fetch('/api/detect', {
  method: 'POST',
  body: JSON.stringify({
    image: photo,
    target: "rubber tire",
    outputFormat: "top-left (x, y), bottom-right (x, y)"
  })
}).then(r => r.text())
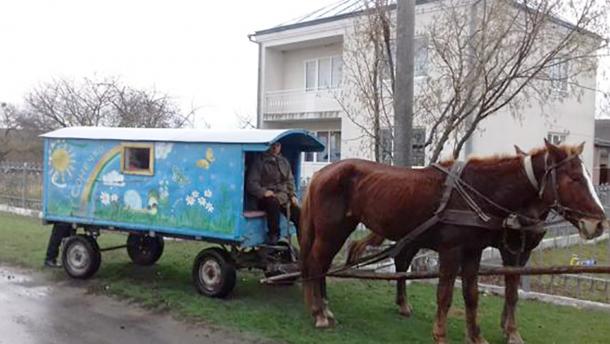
top-left (192, 247), bottom-right (236, 298)
top-left (127, 234), bottom-right (164, 266)
top-left (62, 235), bottom-right (101, 279)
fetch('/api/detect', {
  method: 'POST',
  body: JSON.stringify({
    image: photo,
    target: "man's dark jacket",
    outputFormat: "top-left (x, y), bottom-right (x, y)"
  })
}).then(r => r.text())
top-left (246, 152), bottom-right (296, 205)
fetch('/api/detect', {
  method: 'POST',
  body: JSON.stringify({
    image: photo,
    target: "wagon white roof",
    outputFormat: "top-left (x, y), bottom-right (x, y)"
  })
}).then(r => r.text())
top-left (41, 127), bottom-right (319, 146)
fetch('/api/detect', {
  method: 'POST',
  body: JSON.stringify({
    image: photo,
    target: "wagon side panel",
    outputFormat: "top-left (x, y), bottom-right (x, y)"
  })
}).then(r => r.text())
top-left (43, 139), bottom-right (243, 241)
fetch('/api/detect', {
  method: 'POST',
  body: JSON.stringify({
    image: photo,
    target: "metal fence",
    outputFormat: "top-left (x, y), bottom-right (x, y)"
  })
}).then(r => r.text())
top-left (0, 162), bottom-right (43, 210)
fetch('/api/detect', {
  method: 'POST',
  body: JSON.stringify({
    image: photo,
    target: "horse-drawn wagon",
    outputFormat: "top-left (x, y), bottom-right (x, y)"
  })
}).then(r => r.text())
top-left (41, 127), bottom-right (324, 297)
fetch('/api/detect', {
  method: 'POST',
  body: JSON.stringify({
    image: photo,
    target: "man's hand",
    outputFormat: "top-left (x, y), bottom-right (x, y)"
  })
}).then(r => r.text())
top-left (264, 190), bottom-right (275, 198)
top-left (291, 196), bottom-right (299, 206)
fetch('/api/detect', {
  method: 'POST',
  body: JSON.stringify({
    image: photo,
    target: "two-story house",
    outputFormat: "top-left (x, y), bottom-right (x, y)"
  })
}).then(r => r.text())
top-left (250, 0), bottom-right (600, 183)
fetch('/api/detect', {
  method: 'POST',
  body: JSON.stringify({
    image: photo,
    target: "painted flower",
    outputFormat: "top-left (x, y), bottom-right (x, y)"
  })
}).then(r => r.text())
top-left (185, 195), bottom-right (195, 206)
top-left (191, 190), bottom-right (200, 198)
top-left (110, 194), bottom-right (119, 203)
top-left (160, 189), bottom-right (169, 200)
top-left (198, 197), bottom-right (207, 207)
top-left (204, 189), bottom-right (213, 198)
top-left (205, 203), bottom-right (214, 213)
top-left (100, 192), bottom-right (110, 206)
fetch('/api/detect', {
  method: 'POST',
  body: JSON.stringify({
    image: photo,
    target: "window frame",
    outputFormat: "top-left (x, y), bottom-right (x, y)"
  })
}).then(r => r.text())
top-left (378, 127), bottom-right (426, 166)
top-left (547, 132), bottom-right (567, 145)
top-left (120, 143), bottom-right (155, 176)
top-left (549, 57), bottom-right (569, 94)
top-left (303, 130), bottom-right (341, 163)
top-left (384, 36), bottom-right (429, 80)
top-left (304, 55), bottom-right (343, 91)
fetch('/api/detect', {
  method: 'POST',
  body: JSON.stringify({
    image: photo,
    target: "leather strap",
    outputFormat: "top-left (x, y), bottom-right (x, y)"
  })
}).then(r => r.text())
top-left (523, 155), bottom-right (539, 191)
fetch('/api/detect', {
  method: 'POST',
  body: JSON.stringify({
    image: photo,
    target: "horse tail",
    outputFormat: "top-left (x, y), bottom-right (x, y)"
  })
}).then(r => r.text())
top-left (299, 177), bottom-right (315, 272)
top-left (299, 173), bottom-right (317, 310)
top-left (345, 231), bottom-right (385, 266)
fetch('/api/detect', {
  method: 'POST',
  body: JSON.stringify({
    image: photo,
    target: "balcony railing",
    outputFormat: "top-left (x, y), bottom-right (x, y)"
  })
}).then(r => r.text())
top-left (263, 88), bottom-right (342, 121)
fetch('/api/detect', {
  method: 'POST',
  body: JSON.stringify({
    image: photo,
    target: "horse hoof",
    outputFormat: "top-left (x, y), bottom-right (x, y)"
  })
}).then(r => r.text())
top-left (314, 315), bottom-right (332, 329)
top-left (323, 307), bottom-right (335, 320)
top-left (506, 332), bottom-right (524, 344)
top-left (399, 303), bottom-right (413, 317)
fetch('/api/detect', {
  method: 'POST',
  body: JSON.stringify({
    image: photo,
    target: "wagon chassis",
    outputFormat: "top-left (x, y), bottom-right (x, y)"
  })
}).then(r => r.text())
top-left (57, 223), bottom-right (300, 295)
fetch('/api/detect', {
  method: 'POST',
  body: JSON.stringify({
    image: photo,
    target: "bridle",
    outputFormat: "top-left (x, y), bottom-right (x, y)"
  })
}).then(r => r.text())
top-left (523, 152), bottom-right (604, 221)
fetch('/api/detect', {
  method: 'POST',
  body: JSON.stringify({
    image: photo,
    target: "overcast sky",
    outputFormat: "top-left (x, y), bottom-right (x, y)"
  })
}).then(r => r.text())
top-left (0, 0), bottom-right (336, 128)
top-left (2, 0), bottom-right (608, 127)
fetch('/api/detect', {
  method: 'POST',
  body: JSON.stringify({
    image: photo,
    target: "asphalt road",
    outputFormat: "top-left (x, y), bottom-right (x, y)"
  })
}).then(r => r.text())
top-left (0, 265), bottom-right (268, 344)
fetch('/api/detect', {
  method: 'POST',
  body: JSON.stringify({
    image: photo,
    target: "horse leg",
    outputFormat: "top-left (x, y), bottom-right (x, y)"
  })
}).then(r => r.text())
top-left (433, 247), bottom-right (461, 344)
top-left (462, 249), bottom-right (488, 344)
top-left (500, 249), bottom-right (532, 344)
top-left (321, 278), bottom-right (335, 323)
top-left (395, 246), bottom-right (418, 317)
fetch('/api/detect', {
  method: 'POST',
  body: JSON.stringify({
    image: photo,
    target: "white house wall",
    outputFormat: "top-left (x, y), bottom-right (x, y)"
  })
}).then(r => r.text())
top-left (255, 0), bottom-right (599, 178)
top-left (264, 48), bottom-right (285, 91)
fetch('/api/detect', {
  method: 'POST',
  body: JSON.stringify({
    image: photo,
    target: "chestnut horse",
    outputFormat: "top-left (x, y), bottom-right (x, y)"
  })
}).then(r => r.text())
top-left (344, 146), bottom-right (545, 344)
top-left (299, 141), bottom-right (607, 344)
top-left (346, 224), bottom-right (545, 344)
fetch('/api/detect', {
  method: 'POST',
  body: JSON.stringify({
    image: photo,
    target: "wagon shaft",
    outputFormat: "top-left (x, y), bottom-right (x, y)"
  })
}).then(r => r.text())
top-left (261, 265), bottom-right (610, 284)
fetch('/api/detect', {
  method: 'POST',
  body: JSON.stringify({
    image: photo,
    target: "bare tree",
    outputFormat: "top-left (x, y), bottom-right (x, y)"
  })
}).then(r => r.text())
top-left (341, 0), bottom-right (609, 163)
top-left (0, 102), bottom-right (43, 162)
top-left (235, 112), bottom-right (257, 129)
top-left (421, 0), bottom-right (609, 161)
top-left (20, 76), bottom-right (195, 130)
top-left (110, 85), bottom-right (194, 128)
top-left (0, 102), bottom-right (18, 161)
top-left (339, 0), bottom-right (396, 163)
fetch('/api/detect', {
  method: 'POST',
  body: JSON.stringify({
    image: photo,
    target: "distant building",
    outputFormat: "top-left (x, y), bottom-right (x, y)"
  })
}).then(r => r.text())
top-left (250, 0), bottom-right (599, 182)
top-left (594, 119), bottom-right (610, 184)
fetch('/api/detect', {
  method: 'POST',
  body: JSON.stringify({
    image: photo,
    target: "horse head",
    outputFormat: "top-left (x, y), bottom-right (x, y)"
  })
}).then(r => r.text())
top-left (537, 140), bottom-right (608, 239)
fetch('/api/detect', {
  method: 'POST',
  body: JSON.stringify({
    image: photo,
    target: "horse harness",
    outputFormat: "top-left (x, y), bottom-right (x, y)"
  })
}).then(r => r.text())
top-left (338, 152), bottom-right (589, 272)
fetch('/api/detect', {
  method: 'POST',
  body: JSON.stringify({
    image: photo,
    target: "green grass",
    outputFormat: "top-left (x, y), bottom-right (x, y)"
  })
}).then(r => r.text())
top-left (530, 241), bottom-right (609, 269)
top-left (2, 211), bottom-right (610, 343)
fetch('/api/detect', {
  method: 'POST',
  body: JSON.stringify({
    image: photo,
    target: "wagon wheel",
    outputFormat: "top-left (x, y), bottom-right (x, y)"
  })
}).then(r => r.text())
top-left (62, 235), bottom-right (102, 279)
top-left (126, 233), bottom-right (164, 266)
top-left (192, 247), bottom-right (236, 298)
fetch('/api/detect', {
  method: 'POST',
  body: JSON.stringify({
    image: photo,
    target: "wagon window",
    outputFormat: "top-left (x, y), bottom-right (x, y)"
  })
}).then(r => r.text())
top-left (121, 144), bottom-right (154, 175)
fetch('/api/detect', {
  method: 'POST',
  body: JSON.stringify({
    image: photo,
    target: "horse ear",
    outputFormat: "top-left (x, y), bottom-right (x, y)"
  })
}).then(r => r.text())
top-left (575, 142), bottom-right (585, 155)
top-left (545, 138), bottom-right (566, 161)
top-left (514, 145), bottom-right (527, 156)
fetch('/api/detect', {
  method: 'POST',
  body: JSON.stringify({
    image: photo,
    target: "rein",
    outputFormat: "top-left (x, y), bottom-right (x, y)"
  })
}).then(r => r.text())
top-left (305, 151), bottom-right (600, 280)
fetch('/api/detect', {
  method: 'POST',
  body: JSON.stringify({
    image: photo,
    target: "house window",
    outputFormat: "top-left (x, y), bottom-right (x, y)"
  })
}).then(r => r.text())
top-left (305, 56), bottom-right (343, 91)
top-left (385, 37), bottom-right (429, 78)
top-left (304, 130), bottom-right (341, 163)
top-left (378, 127), bottom-right (426, 166)
top-left (549, 57), bottom-right (568, 93)
top-left (412, 128), bottom-right (426, 166)
top-left (547, 132), bottom-right (566, 145)
top-left (414, 38), bottom-right (429, 77)
top-left (121, 144), bottom-right (154, 175)
top-left (305, 61), bottom-right (317, 91)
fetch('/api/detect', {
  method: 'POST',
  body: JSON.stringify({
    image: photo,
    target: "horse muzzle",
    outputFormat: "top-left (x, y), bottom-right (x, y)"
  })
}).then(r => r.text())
top-left (577, 218), bottom-right (608, 240)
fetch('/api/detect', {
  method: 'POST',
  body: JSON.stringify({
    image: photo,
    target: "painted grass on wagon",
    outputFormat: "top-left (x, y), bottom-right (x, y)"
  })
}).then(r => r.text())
top-left (1, 211), bottom-right (610, 344)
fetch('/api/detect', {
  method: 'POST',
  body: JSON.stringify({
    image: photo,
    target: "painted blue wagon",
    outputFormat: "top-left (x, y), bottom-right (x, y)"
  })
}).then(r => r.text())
top-left (41, 127), bottom-right (324, 297)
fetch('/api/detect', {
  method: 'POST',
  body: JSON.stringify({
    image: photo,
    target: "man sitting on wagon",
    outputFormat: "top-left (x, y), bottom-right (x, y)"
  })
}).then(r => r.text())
top-left (246, 142), bottom-right (300, 245)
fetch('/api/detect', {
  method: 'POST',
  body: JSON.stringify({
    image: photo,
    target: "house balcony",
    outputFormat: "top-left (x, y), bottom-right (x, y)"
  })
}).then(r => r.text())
top-left (262, 88), bottom-right (342, 122)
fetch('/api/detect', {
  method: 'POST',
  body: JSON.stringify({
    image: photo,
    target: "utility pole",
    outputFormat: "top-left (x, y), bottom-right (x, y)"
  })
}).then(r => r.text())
top-left (393, 0), bottom-right (416, 167)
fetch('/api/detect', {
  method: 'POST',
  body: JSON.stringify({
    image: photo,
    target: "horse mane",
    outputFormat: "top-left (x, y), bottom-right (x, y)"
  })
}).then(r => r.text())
top-left (456, 143), bottom-right (581, 166)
